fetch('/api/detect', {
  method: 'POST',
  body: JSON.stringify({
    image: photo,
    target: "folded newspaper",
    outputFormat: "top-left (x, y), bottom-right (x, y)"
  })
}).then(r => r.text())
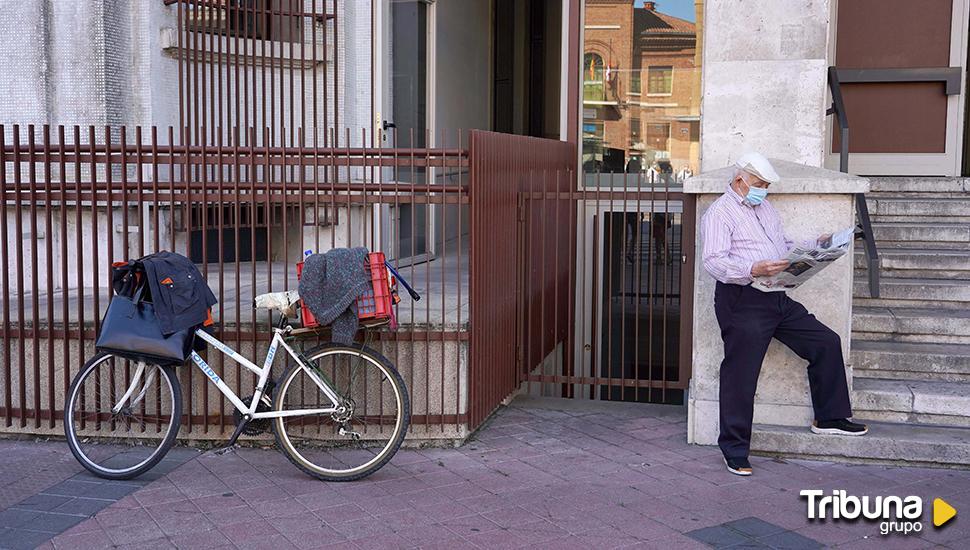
top-left (752, 226), bottom-right (855, 292)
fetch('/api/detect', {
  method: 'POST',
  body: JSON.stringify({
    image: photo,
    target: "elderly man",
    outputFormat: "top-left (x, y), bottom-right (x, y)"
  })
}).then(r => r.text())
top-left (701, 152), bottom-right (867, 477)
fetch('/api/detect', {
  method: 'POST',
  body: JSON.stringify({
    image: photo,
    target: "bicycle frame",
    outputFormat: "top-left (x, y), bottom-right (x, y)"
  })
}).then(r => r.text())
top-left (113, 327), bottom-right (344, 421)
top-left (189, 327), bottom-right (344, 420)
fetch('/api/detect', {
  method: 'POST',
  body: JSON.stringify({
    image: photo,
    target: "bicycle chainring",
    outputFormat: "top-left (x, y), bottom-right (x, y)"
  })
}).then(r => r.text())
top-left (233, 391), bottom-right (274, 435)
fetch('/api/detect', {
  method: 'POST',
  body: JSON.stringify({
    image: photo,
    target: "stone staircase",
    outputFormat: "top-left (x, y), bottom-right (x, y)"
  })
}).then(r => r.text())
top-left (753, 177), bottom-right (970, 467)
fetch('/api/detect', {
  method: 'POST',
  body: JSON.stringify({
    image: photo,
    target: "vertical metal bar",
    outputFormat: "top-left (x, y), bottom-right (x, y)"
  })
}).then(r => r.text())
top-left (233, 127), bottom-right (243, 426)
top-left (216, 128), bottom-right (226, 432)
top-left (424, 129), bottom-right (431, 431)
top-left (249, 127), bottom-right (258, 386)
top-left (176, 0), bottom-right (186, 131)
top-left (42, 125), bottom-right (55, 427)
top-left (135, 127), bottom-right (146, 259)
top-left (58, 126), bottom-right (70, 429)
top-left (89, 127), bottom-right (101, 342)
top-left (180, 125), bottom-right (193, 432)
top-left (455, 129), bottom-right (463, 427)
top-left (12, 125), bottom-right (25, 427)
top-left (28, 125), bottom-right (41, 427)
top-left (73, 127), bottom-right (84, 406)
top-left (439, 130), bottom-right (446, 431)
top-left (0, 127), bottom-right (10, 427)
top-left (332, 0), bottom-right (338, 132)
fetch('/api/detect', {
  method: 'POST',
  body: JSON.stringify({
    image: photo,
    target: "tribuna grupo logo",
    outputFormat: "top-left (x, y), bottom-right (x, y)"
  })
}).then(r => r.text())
top-left (801, 490), bottom-right (957, 536)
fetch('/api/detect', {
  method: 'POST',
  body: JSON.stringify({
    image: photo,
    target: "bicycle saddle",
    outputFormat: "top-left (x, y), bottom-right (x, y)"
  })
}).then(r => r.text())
top-left (254, 290), bottom-right (301, 317)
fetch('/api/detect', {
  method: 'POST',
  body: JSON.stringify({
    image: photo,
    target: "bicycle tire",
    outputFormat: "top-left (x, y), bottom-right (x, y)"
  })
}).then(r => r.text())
top-left (64, 352), bottom-right (182, 480)
top-left (272, 342), bottom-right (410, 481)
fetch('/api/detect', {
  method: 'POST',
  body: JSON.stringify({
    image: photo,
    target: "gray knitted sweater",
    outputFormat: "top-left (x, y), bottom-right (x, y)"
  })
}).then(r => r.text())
top-left (298, 247), bottom-right (370, 344)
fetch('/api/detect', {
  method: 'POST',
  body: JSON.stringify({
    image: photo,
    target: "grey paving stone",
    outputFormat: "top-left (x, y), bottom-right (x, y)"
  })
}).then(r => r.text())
top-left (757, 530), bottom-right (823, 550)
top-left (724, 517), bottom-right (788, 539)
top-left (18, 512), bottom-right (86, 534)
top-left (40, 480), bottom-right (99, 498)
top-left (0, 509), bottom-right (40, 529)
top-left (11, 494), bottom-right (72, 512)
top-left (0, 528), bottom-right (54, 550)
top-left (83, 482), bottom-right (140, 500)
top-left (51, 497), bottom-right (114, 516)
top-left (687, 525), bottom-right (752, 548)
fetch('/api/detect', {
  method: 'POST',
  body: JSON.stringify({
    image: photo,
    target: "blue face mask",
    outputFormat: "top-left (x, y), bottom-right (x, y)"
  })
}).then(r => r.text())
top-left (745, 186), bottom-right (768, 206)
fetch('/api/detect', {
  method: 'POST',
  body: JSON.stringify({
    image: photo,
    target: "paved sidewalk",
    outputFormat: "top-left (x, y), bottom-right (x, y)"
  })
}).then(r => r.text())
top-left (1, 397), bottom-right (968, 549)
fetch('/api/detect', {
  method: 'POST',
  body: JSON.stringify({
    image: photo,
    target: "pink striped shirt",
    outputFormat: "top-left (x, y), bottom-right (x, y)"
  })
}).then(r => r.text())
top-left (701, 185), bottom-right (798, 285)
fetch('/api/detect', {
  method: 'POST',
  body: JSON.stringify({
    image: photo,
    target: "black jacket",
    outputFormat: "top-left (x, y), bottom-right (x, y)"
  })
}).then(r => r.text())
top-left (138, 251), bottom-right (217, 335)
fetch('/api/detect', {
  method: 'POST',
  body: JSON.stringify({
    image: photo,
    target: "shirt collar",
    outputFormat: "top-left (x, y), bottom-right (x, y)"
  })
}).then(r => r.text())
top-left (726, 183), bottom-right (753, 208)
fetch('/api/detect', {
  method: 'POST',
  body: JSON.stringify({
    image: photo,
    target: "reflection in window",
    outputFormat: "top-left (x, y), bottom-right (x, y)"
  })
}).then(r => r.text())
top-left (583, 52), bottom-right (606, 102)
top-left (647, 66), bottom-right (673, 95)
top-left (582, 1), bottom-right (702, 179)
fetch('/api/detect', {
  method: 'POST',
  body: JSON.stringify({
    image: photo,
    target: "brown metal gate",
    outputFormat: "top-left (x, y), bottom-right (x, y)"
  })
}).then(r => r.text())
top-left (465, 131), bottom-right (694, 424)
top-left (515, 172), bottom-right (695, 405)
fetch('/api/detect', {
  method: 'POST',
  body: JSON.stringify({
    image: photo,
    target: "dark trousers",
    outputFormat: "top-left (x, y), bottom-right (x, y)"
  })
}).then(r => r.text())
top-left (714, 281), bottom-right (852, 459)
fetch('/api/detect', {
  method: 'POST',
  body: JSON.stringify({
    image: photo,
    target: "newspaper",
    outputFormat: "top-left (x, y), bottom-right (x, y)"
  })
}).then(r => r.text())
top-left (752, 226), bottom-right (855, 292)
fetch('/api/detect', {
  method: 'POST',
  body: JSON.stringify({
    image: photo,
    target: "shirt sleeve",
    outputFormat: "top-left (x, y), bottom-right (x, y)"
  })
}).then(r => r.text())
top-left (702, 207), bottom-right (755, 285)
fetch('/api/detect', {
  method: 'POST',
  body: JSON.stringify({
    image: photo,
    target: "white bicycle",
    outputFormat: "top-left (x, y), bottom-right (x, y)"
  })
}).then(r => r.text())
top-left (64, 294), bottom-right (410, 482)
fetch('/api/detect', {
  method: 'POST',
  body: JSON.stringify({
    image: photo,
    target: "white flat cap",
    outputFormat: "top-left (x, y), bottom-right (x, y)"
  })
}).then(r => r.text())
top-left (735, 152), bottom-right (780, 184)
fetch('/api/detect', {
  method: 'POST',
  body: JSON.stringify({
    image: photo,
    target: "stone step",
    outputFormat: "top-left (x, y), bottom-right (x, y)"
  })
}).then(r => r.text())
top-left (851, 340), bottom-right (970, 382)
top-left (853, 277), bottom-right (970, 307)
top-left (866, 177), bottom-right (970, 193)
top-left (751, 420), bottom-right (970, 467)
top-left (851, 378), bottom-right (970, 428)
top-left (870, 222), bottom-right (970, 248)
top-left (854, 248), bottom-right (970, 275)
top-left (852, 306), bottom-right (970, 344)
top-left (866, 197), bottom-right (970, 223)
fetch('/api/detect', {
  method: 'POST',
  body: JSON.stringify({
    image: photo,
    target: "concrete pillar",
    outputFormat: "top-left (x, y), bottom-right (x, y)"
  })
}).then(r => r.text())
top-left (685, 161), bottom-right (868, 448)
top-left (700, 0), bottom-right (833, 169)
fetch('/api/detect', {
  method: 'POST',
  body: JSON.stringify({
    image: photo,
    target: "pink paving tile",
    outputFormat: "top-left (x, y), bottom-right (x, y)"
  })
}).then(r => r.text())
top-left (219, 516), bottom-right (280, 545)
top-left (168, 526), bottom-right (233, 549)
top-left (280, 523), bottom-right (348, 550)
top-left (439, 513), bottom-right (504, 537)
top-left (313, 503), bottom-right (374, 524)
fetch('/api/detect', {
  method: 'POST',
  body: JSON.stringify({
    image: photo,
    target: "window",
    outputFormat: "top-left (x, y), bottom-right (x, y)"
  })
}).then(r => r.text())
top-left (631, 118), bottom-right (642, 142)
top-left (646, 123), bottom-right (671, 153)
top-left (630, 71), bottom-right (641, 95)
top-left (583, 53), bottom-right (606, 101)
top-left (183, 0), bottom-right (307, 43)
top-left (647, 66), bottom-right (673, 95)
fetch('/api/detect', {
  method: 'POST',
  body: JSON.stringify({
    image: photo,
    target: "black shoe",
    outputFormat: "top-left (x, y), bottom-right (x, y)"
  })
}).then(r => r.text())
top-left (723, 456), bottom-right (753, 476)
top-left (811, 418), bottom-right (869, 436)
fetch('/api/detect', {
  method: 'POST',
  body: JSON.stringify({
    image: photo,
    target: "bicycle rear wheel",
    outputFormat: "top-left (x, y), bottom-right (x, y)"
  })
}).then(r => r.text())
top-left (64, 353), bottom-right (182, 480)
top-left (273, 343), bottom-right (410, 481)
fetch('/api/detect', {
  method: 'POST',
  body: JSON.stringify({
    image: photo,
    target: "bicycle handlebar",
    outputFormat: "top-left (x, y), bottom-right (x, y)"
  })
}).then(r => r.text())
top-left (384, 261), bottom-right (421, 302)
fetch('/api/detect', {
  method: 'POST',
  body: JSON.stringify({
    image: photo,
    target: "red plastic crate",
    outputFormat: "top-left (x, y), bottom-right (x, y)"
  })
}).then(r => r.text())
top-left (296, 252), bottom-right (394, 329)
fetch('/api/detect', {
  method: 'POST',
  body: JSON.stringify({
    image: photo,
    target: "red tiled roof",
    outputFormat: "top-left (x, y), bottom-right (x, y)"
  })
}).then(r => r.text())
top-left (636, 7), bottom-right (696, 38)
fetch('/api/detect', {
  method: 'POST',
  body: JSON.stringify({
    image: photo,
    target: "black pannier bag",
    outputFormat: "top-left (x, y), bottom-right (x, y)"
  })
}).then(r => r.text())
top-left (95, 261), bottom-right (195, 366)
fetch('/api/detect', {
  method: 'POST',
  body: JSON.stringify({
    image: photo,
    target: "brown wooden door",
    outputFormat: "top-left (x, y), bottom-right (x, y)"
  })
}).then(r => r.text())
top-left (828, 0), bottom-right (969, 175)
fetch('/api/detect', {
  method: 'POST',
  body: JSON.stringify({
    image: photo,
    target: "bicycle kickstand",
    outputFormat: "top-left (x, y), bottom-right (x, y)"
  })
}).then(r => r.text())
top-left (213, 417), bottom-right (251, 455)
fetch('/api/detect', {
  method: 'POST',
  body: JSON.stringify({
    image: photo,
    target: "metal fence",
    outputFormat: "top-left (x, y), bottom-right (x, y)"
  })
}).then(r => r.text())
top-left (0, 123), bottom-right (478, 438)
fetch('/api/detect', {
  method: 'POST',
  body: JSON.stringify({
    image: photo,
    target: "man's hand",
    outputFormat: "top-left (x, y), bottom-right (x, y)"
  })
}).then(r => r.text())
top-left (751, 260), bottom-right (790, 277)
top-left (817, 233), bottom-right (832, 247)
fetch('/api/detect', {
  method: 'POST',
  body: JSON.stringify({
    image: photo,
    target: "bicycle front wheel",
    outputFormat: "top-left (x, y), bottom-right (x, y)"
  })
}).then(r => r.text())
top-left (273, 343), bottom-right (410, 481)
top-left (64, 353), bottom-right (182, 480)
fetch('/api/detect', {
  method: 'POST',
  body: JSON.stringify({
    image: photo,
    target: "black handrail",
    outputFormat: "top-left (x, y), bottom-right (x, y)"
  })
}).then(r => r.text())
top-left (827, 66), bottom-right (880, 298)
